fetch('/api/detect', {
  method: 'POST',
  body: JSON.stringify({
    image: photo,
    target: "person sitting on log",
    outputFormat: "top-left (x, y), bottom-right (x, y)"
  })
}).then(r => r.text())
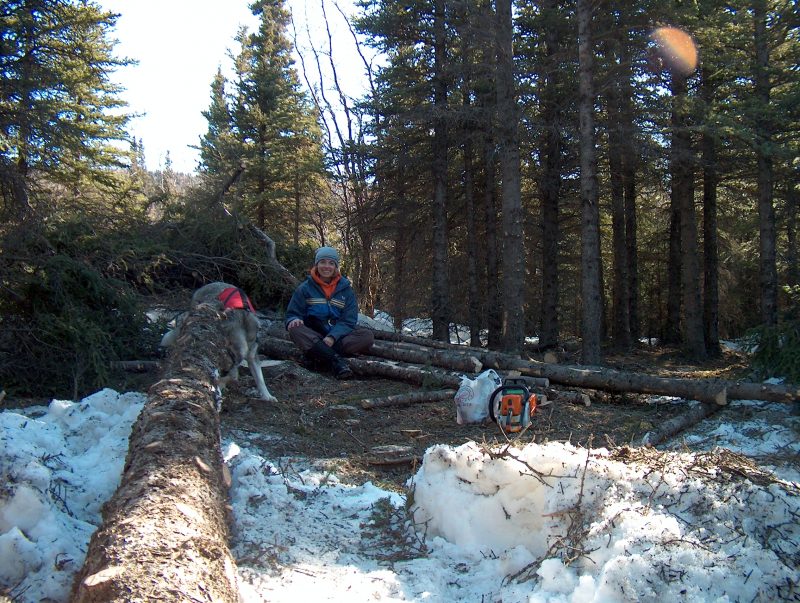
top-left (285, 246), bottom-right (374, 379)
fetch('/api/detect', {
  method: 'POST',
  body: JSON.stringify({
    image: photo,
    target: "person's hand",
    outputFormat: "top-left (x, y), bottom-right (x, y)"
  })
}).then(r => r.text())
top-left (323, 336), bottom-right (335, 347)
top-left (287, 319), bottom-right (303, 329)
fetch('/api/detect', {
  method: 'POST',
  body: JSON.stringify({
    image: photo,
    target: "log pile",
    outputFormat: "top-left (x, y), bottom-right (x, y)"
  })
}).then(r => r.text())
top-left (261, 324), bottom-right (800, 406)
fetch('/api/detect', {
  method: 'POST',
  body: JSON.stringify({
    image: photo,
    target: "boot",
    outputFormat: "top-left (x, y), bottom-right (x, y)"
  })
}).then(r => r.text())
top-left (308, 340), bottom-right (354, 380)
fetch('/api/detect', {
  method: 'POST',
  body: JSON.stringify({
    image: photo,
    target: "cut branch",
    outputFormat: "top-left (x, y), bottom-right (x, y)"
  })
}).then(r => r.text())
top-left (641, 402), bottom-right (723, 447)
top-left (361, 389), bottom-right (457, 410)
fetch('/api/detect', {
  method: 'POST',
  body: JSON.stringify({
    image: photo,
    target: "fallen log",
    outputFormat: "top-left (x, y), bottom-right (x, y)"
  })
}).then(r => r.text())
top-left (462, 350), bottom-right (797, 404)
top-left (259, 335), bottom-right (465, 389)
top-left (361, 389), bottom-right (457, 410)
top-left (264, 319), bottom-right (799, 403)
top-left (264, 324), bottom-right (483, 373)
top-left (71, 306), bottom-right (240, 603)
top-left (349, 327), bottom-right (797, 404)
top-left (641, 402), bottom-right (722, 447)
top-left (370, 341), bottom-right (482, 373)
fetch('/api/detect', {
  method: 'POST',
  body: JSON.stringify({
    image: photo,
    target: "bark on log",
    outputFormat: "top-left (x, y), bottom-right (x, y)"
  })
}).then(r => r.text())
top-left (641, 402), bottom-right (722, 447)
top-left (71, 307), bottom-right (240, 603)
top-left (361, 389), bottom-right (458, 409)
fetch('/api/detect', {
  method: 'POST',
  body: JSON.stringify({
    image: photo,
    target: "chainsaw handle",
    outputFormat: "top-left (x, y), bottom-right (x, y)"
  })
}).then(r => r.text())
top-left (488, 384), bottom-right (532, 423)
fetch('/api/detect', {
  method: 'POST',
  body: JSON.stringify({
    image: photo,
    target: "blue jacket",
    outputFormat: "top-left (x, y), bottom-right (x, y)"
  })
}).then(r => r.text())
top-left (285, 273), bottom-right (358, 342)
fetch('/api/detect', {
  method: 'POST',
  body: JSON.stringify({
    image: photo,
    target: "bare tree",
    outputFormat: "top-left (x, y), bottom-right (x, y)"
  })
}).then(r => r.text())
top-left (291, 0), bottom-right (380, 313)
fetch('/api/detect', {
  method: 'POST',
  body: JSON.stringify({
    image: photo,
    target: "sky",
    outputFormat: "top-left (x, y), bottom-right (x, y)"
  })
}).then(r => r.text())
top-left (1, 371), bottom-right (798, 600)
top-left (98, 0), bottom-right (370, 174)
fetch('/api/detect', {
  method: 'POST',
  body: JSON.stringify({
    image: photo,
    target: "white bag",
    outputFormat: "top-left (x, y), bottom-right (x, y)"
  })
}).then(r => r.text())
top-left (454, 369), bottom-right (503, 424)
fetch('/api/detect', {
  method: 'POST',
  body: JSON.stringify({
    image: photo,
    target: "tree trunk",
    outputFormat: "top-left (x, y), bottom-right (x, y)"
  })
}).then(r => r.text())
top-left (71, 307), bottom-right (240, 602)
top-left (671, 72), bottom-right (706, 360)
top-left (392, 216), bottom-right (409, 332)
top-left (701, 65), bottom-right (721, 357)
top-left (431, 0), bottom-right (451, 342)
top-left (460, 27), bottom-right (482, 346)
top-left (753, 0), bottom-right (778, 327)
top-left (538, 0), bottom-right (561, 350)
top-left (608, 75), bottom-right (631, 350)
top-left (665, 190), bottom-right (682, 344)
top-left (577, 0), bottom-right (603, 365)
top-left (787, 177), bottom-right (798, 288)
top-left (495, 0), bottom-right (525, 354)
top-left (370, 341), bottom-right (482, 373)
top-left (620, 36), bottom-right (640, 342)
top-left (482, 111), bottom-right (503, 350)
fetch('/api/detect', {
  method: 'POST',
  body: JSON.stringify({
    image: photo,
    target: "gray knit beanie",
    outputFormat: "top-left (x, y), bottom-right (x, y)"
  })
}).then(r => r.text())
top-left (314, 246), bottom-right (340, 266)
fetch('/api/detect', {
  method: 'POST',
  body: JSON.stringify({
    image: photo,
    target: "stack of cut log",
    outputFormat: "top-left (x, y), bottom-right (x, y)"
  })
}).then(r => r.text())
top-left (258, 323), bottom-right (800, 445)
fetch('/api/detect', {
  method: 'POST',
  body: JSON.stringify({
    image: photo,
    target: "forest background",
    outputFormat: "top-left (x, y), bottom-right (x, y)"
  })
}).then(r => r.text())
top-left (0, 0), bottom-right (798, 400)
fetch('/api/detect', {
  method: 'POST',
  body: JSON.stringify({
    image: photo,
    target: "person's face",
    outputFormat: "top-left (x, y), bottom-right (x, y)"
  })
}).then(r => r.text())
top-left (316, 258), bottom-right (337, 280)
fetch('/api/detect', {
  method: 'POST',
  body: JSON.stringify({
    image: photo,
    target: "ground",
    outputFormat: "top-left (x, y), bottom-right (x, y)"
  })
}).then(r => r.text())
top-left (5, 331), bottom-right (759, 495)
top-left (215, 344), bottom-right (755, 492)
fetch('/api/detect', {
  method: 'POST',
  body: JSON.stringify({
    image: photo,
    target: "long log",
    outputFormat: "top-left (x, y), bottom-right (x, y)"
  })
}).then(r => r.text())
top-left (71, 306), bottom-right (239, 602)
top-left (259, 335), bottom-right (464, 388)
top-left (370, 341), bottom-right (482, 373)
top-left (458, 350), bottom-right (797, 404)
top-left (263, 325), bottom-right (799, 404)
top-left (368, 327), bottom-right (798, 403)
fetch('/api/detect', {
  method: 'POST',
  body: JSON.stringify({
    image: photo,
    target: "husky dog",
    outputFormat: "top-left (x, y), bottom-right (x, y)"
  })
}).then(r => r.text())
top-left (160, 282), bottom-right (277, 403)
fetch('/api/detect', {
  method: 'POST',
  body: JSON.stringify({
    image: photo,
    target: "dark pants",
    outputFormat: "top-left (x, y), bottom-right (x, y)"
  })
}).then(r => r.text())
top-left (287, 323), bottom-right (374, 356)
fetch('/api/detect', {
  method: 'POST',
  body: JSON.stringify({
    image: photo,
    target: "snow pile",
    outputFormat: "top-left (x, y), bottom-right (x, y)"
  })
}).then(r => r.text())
top-left (0, 390), bottom-right (145, 601)
top-left (410, 440), bottom-right (800, 601)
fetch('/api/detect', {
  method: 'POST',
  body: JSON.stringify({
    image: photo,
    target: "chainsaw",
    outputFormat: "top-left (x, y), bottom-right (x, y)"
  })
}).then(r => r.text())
top-left (488, 377), bottom-right (539, 434)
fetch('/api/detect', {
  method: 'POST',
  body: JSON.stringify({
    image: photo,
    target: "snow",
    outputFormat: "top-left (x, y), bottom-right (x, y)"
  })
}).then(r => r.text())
top-left (1, 386), bottom-right (799, 602)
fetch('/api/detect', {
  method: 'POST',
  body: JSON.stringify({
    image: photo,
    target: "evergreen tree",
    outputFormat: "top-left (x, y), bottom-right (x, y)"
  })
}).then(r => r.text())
top-left (199, 0), bottom-right (324, 241)
top-left (0, 0), bottom-right (131, 218)
top-left (199, 68), bottom-right (240, 178)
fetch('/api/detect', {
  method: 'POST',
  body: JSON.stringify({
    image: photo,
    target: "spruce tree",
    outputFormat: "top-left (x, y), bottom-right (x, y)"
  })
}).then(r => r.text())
top-left (199, 0), bottom-right (324, 240)
top-left (0, 0), bottom-right (131, 218)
